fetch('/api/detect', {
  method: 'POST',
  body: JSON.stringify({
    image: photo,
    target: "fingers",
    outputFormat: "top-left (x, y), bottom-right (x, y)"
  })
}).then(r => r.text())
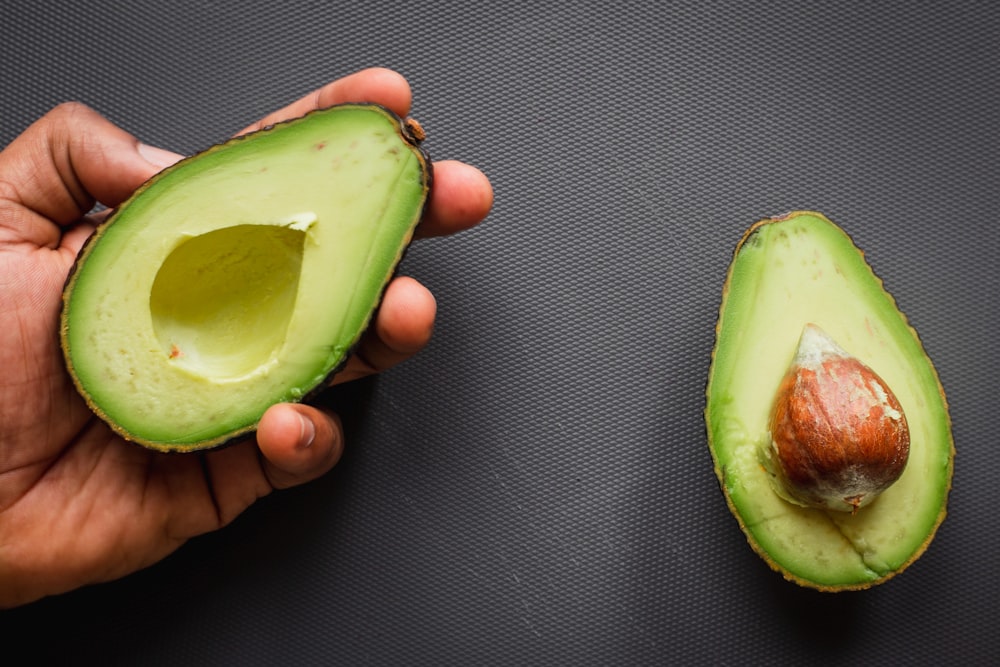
top-left (247, 273), bottom-right (434, 491)
top-left (194, 403), bottom-right (342, 526)
top-left (0, 102), bottom-right (180, 243)
top-left (237, 67), bottom-right (413, 136)
top-left (248, 276), bottom-right (435, 490)
top-left (322, 161), bottom-right (491, 380)
top-left (334, 276), bottom-right (437, 384)
top-left (233, 69), bottom-right (492, 239)
top-left (234, 68), bottom-right (491, 239)
top-left (256, 403), bottom-right (344, 490)
top-left (417, 160), bottom-right (494, 239)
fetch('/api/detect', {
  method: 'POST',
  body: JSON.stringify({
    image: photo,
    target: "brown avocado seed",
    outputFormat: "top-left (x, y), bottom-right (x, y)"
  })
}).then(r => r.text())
top-left (767, 324), bottom-right (910, 513)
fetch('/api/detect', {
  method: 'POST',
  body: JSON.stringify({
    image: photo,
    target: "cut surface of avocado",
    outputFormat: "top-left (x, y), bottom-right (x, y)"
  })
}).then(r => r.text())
top-left (705, 211), bottom-right (953, 590)
top-left (61, 104), bottom-right (431, 452)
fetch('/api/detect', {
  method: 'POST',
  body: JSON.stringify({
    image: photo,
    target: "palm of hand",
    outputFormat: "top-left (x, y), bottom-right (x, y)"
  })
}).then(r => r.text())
top-left (0, 109), bottom-right (286, 608)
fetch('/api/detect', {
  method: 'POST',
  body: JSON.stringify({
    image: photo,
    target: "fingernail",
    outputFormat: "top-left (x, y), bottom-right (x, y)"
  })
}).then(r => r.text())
top-left (298, 413), bottom-right (316, 449)
top-left (138, 143), bottom-right (183, 170)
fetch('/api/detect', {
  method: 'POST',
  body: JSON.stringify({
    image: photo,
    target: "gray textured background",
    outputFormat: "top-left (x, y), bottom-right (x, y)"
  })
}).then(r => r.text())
top-left (1, 1), bottom-right (997, 664)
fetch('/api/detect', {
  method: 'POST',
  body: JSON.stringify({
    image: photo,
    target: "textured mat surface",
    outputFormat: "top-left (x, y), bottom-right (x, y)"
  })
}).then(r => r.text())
top-left (2, 1), bottom-right (998, 664)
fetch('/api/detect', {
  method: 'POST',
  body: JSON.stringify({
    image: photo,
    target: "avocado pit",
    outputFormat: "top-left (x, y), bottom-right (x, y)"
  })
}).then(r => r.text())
top-left (764, 323), bottom-right (910, 514)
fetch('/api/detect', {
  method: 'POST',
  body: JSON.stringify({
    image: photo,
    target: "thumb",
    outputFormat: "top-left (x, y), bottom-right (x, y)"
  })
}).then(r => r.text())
top-left (0, 102), bottom-right (181, 242)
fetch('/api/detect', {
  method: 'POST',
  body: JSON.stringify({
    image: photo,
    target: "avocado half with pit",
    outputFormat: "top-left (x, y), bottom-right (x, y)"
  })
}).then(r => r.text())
top-left (705, 211), bottom-right (953, 591)
top-left (61, 104), bottom-right (431, 452)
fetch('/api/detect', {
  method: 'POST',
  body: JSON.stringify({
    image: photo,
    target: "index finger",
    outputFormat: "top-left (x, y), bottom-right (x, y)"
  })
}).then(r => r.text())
top-left (237, 67), bottom-right (412, 136)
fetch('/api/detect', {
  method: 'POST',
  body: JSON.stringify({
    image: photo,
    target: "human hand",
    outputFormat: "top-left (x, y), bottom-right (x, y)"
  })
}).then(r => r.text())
top-left (0, 68), bottom-right (492, 608)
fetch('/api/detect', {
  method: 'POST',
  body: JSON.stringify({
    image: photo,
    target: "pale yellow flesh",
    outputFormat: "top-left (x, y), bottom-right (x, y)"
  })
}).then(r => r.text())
top-left (707, 212), bottom-right (952, 588)
top-left (63, 107), bottom-right (427, 448)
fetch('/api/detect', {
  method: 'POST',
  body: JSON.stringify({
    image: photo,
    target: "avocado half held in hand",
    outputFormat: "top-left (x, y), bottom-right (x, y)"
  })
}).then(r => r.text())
top-left (61, 104), bottom-right (432, 452)
top-left (705, 211), bottom-right (953, 591)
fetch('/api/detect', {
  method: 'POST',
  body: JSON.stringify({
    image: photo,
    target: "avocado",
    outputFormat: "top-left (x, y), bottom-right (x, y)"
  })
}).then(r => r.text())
top-left (705, 211), bottom-right (953, 591)
top-left (61, 104), bottom-right (431, 452)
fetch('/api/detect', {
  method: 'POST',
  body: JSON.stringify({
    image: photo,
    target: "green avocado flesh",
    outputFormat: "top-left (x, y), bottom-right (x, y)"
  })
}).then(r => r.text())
top-left (705, 211), bottom-right (953, 590)
top-left (61, 104), bottom-right (431, 452)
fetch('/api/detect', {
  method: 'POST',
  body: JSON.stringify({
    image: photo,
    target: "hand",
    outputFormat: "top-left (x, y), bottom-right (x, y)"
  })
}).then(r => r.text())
top-left (0, 68), bottom-right (493, 608)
